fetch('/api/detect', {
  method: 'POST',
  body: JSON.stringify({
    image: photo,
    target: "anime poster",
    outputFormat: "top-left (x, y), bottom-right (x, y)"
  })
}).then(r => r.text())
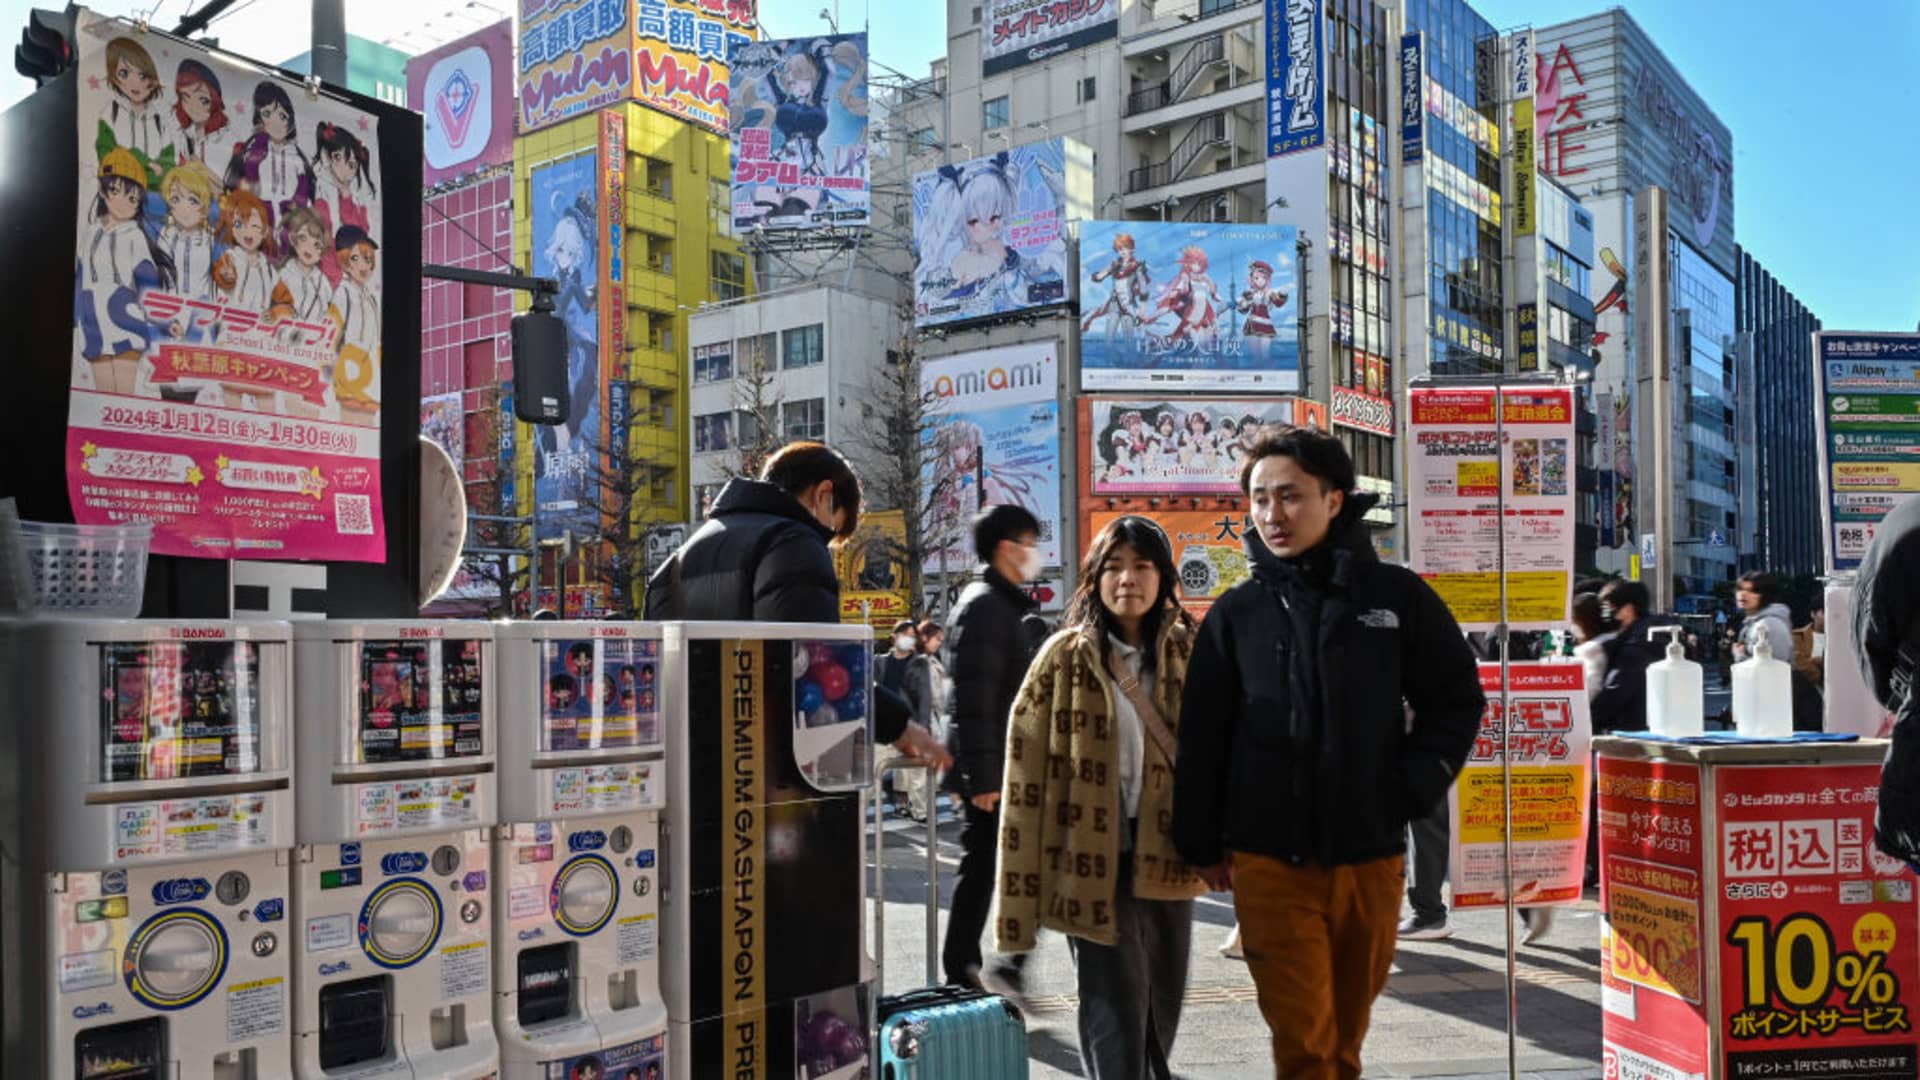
top-left (1078, 221), bottom-right (1301, 393)
top-left (729, 33), bottom-right (870, 232)
top-left (420, 392), bottom-right (463, 463)
top-left (1087, 398), bottom-right (1301, 495)
top-left (65, 13), bottom-right (386, 561)
top-left (911, 140), bottom-right (1074, 329)
top-left (919, 344), bottom-right (1061, 573)
top-left (529, 153), bottom-right (601, 543)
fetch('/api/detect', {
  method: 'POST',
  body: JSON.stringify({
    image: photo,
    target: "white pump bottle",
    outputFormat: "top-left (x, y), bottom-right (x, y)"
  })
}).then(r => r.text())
top-left (1731, 633), bottom-right (1794, 738)
top-left (1645, 626), bottom-right (1704, 737)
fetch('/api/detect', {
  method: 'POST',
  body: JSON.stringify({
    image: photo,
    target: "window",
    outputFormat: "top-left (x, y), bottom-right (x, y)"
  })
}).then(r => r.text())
top-left (736, 332), bottom-right (776, 374)
top-left (735, 409), bottom-right (761, 446)
top-left (983, 96), bottom-right (1009, 130)
top-left (1077, 77), bottom-right (1096, 104)
top-left (692, 344), bottom-right (732, 383)
top-left (693, 412), bottom-right (732, 453)
top-left (694, 483), bottom-right (723, 518)
top-left (781, 324), bottom-right (823, 369)
top-left (710, 251), bottom-right (745, 302)
top-left (782, 398), bottom-right (826, 442)
top-left (910, 127), bottom-right (939, 153)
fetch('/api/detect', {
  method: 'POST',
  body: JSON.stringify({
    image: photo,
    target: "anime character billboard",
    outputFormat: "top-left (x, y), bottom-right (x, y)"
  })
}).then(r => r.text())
top-left (1087, 398), bottom-right (1307, 495)
top-left (65, 13), bottom-right (387, 561)
top-left (729, 33), bottom-right (869, 232)
top-left (529, 153), bottom-right (601, 544)
top-left (1078, 221), bottom-right (1300, 393)
top-left (918, 344), bottom-right (1062, 572)
top-left (910, 139), bottom-right (1082, 329)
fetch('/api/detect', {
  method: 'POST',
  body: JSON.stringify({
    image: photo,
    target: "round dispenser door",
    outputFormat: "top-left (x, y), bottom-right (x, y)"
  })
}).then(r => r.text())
top-left (125, 909), bottom-right (227, 1009)
top-left (551, 855), bottom-right (617, 936)
top-left (359, 879), bottom-right (442, 968)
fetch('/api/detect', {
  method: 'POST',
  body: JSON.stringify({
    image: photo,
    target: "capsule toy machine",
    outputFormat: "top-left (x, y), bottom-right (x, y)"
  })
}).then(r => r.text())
top-left (0, 620), bottom-right (295, 1080)
top-left (492, 621), bottom-right (668, 1078)
top-left (660, 621), bottom-right (876, 1080)
top-left (290, 621), bottom-right (500, 1078)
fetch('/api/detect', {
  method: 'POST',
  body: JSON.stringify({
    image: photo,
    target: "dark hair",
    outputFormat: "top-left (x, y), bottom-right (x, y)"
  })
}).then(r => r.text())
top-left (1238, 424), bottom-right (1356, 495)
top-left (1064, 516), bottom-right (1190, 673)
top-left (93, 175), bottom-right (177, 291)
top-left (1570, 592), bottom-right (1610, 642)
top-left (1738, 571), bottom-right (1780, 607)
top-left (890, 619), bottom-right (918, 637)
top-left (1600, 579), bottom-right (1650, 619)
top-left (1810, 594), bottom-right (1825, 614)
top-left (252, 81), bottom-right (296, 131)
top-left (915, 620), bottom-right (943, 646)
top-left (761, 441), bottom-right (862, 539)
top-left (972, 503), bottom-right (1041, 564)
top-left (317, 121), bottom-right (378, 198)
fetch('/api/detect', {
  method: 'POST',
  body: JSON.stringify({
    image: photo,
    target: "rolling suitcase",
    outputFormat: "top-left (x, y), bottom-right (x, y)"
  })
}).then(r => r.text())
top-left (871, 756), bottom-right (1030, 1079)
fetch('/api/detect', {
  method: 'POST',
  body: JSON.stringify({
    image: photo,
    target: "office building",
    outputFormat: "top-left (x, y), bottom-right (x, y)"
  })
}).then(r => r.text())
top-left (1735, 246), bottom-right (1823, 578)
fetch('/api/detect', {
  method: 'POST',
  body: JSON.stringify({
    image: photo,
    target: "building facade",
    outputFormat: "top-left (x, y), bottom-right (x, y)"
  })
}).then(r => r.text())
top-left (1735, 246), bottom-right (1823, 578)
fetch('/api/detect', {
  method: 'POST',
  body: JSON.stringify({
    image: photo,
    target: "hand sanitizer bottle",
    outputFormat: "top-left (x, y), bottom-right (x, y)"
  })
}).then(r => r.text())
top-left (1646, 626), bottom-right (1704, 737)
top-left (1731, 634), bottom-right (1794, 738)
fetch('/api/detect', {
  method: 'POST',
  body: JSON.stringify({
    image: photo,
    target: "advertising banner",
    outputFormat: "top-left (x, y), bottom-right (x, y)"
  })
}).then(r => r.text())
top-left (1814, 331), bottom-right (1920, 573)
top-left (518, 0), bottom-right (754, 135)
top-left (911, 140), bottom-right (1076, 328)
top-left (1399, 32), bottom-right (1423, 164)
top-left (1407, 386), bottom-right (1575, 630)
top-left (836, 509), bottom-right (913, 635)
top-left (1078, 221), bottom-right (1300, 392)
top-left (420, 393), bottom-right (464, 463)
top-left (1448, 663), bottom-right (1592, 910)
top-left (1509, 28), bottom-right (1536, 238)
top-left (1266, 0), bottom-right (1325, 157)
top-left (1086, 397), bottom-right (1302, 495)
top-left (1715, 762), bottom-right (1920, 1079)
top-left (920, 344), bottom-right (1061, 572)
top-left (407, 20), bottom-right (513, 187)
top-left (529, 152), bottom-right (600, 542)
top-left (1598, 753), bottom-right (1710, 1078)
top-left (599, 112), bottom-right (627, 539)
top-left (633, 0), bottom-right (756, 133)
top-left (729, 33), bottom-right (870, 233)
top-left (983, 0), bottom-right (1120, 76)
top-left (66, 13), bottom-right (386, 561)
top-left (1331, 385), bottom-right (1394, 437)
top-left (1090, 509), bottom-right (1251, 617)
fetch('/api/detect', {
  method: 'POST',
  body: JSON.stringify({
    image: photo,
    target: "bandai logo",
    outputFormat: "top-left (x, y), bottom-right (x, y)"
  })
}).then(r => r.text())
top-left (174, 627), bottom-right (227, 640)
top-left (597, 626), bottom-right (628, 637)
top-left (72, 1002), bottom-right (114, 1020)
top-left (152, 878), bottom-right (212, 905)
top-left (380, 852), bottom-right (428, 876)
top-left (319, 961), bottom-right (353, 977)
top-left (254, 898), bottom-right (285, 922)
top-left (398, 626), bottom-right (442, 639)
top-left (518, 927), bottom-right (545, 942)
top-left (568, 830), bottom-right (607, 852)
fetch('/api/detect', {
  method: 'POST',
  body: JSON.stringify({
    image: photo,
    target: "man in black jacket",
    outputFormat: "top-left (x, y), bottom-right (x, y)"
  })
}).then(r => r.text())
top-left (644, 442), bottom-right (946, 766)
top-left (1851, 494), bottom-right (1920, 869)
top-left (941, 503), bottom-right (1049, 992)
top-left (1172, 426), bottom-right (1483, 1077)
top-left (1592, 580), bottom-right (1662, 734)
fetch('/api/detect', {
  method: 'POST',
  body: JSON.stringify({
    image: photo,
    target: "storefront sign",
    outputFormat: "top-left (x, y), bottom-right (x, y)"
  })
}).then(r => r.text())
top-left (983, 0), bottom-right (1119, 75)
top-left (1517, 303), bottom-right (1540, 369)
top-left (1399, 32), bottom-right (1423, 164)
top-left (1331, 385), bottom-right (1394, 437)
top-left (1266, 0), bottom-right (1325, 157)
top-left (1815, 331), bottom-right (1920, 573)
top-left (600, 111), bottom-right (626, 537)
top-left (1509, 29), bottom-right (1536, 238)
top-left (407, 20), bottom-right (513, 186)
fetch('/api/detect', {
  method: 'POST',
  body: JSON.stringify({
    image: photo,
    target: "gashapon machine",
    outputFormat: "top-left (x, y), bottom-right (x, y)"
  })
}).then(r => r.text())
top-left (1, 620), bottom-right (296, 1079)
top-left (492, 621), bottom-right (668, 1077)
top-left (660, 622), bottom-right (876, 1080)
top-left (290, 622), bottom-right (500, 1077)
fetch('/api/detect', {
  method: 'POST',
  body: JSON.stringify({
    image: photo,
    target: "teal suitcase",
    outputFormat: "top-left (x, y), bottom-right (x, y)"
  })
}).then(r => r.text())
top-left (877, 986), bottom-right (1029, 1079)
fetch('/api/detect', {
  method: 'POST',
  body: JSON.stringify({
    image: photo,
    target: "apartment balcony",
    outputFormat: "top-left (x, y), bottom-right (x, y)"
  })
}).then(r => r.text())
top-left (1124, 31), bottom-right (1261, 134)
top-left (1122, 106), bottom-right (1264, 212)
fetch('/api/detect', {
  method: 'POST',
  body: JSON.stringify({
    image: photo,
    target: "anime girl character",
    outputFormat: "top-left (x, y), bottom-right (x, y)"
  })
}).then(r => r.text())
top-left (1217, 416), bottom-right (1241, 464)
top-left (77, 148), bottom-right (175, 395)
top-left (1080, 232), bottom-right (1150, 343)
top-left (733, 37), bottom-right (867, 225)
top-left (210, 188), bottom-right (276, 407)
top-left (157, 161), bottom-right (219, 335)
top-left (539, 192), bottom-right (599, 470)
top-left (313, 122), bottom-right (376, 285)
top-left (99, 37), bottom-right (170, 162)
top-left (169, 60), bottom-right (227, 164)
top-left (1146, 245), bottom-right (1220, 352)
top-left (267, 207), bottom-right (332, 416)
top-left (328, 225), bottom-right (382, 427)
top-left (1235, 258), bottom-right (1289, 344)
top-left (918, 152), bottom-right (1064, 318)
top-left (224, 81), bottom-right (314, 237)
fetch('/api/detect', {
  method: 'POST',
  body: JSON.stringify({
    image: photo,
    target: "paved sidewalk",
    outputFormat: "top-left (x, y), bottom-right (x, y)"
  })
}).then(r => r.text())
top-left (871, 807), bottom-right (1605, 1079)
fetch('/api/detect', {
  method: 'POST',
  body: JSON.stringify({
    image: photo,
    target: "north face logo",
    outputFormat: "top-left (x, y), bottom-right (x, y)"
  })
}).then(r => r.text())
top-left (1357, 609), bottom-right (1399, 629)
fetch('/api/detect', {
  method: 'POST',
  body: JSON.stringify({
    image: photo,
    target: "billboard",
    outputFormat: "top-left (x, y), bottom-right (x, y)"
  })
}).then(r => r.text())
top-left (518, 0), bottom-right (754, 135)
top-left (600, 112), bottom-right (627, 537)
top-left (1814, 331), bottom-right (1920, 573)
top-left (835, 509), bottom-right (913, 635)
top-left (1078, 221), bottom-right (1300, 392)
top-left (407, 20), bottom-right (514, 186)
top-left (1266, 0), bottom-right (1325, 156)
top-left (1085, 397), bottom-right (1305, 496)
top-left (66, 12), bottom-right (387, 561)
top-left (911, 139), bottom-right (1086, 329)
top-left (729, 34), bottom-right (870, 232)
top-left (529, 152), bottom-right (601, 542)
top-left (920, 343), bottom-right (1061, 572)
top-left (983, 0), bottom-right (1120, 76)
top-left (421, 393), bottom-right (464, 462)
top-left (632, 0), bottom-right (755, 134)
top-left (1399, 32), bottom-right (1423, 164)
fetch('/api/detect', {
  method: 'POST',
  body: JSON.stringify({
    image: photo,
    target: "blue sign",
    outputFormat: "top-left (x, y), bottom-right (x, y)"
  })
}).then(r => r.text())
top-left (1399, 33), bottom-right (1423, 163)
top-left (568, 830), bottom-right (607, 853)
top-left (253, 899), bottom-right (285, 923)
top-left (100, 870), bottom-right (127, 896)
top-left (380, 852), bottom-right (428, 877)
top-left (151, 878), bottom-right (211, 906)
top-left (340, 843), bottom-right (362, 867)
top-left (1815, 331), bottom-right (1920, 573)
top-left (1266, 0), bottom-right (1325, 157)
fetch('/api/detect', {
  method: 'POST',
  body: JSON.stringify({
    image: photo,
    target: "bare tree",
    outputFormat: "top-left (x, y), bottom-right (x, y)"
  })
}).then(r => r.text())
top-left (724, 334), bottom-right (784, 481)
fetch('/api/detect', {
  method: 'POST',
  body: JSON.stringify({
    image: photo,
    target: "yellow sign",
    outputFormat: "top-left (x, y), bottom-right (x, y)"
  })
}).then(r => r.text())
top-left (1511, 96), bottom-right (1535, 237)
top-left (1456, 766), bottom-right (1586, 844)
top-left (1833, 461), bottom-right (1920, 490)
top-left (722, 641), bottom-right (766, 1071)
top-left (835, 510), bottom-right (913, 635)
top-left (1607, 878), bottom-right (1703, 1004)
top-left (1424, 570), bottom-right (1570, 627)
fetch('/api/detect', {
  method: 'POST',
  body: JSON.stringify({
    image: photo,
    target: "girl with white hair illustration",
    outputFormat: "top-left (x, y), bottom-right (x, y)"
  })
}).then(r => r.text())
top-left (917, 152), bottom-right (1065, 320)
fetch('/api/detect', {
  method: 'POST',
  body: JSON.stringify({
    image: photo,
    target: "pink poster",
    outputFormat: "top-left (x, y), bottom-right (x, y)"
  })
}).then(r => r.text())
top-left (66, 12), bottom-right (384, 561)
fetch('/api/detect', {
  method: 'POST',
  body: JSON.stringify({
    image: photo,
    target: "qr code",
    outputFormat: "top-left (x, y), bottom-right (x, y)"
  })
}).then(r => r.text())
top-left (334, 494), bottom-right (374, 535)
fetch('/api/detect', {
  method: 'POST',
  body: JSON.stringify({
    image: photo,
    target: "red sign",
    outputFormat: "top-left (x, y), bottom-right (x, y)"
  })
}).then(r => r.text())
top-left (1331, 385), bottom-right (1394, 437)
top-left (1715, 764), bottom-right (1919, 1078)
top-left (1536, 42), bottom-right (1589, 179)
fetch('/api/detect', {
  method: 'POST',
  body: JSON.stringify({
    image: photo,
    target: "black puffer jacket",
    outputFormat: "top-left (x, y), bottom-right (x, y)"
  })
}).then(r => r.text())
top-left (643, 478), bottom-right (838, 623)
top-left (1853, 495), bottom-right (1920, 865)
top-left (1172, 495), bottom-right (1485, 869)
top-left (947, 568), bottom-right (1046, 798)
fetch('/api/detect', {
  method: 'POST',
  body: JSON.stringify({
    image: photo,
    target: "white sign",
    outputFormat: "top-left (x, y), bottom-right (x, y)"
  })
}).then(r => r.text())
top-left (1330, 385), bottom-right (1394, 437)
top-left (420, 46), bottom-right (496, 174)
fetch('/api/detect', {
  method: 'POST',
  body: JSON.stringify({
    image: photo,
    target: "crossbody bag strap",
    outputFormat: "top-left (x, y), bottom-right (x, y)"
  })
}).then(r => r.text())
top-left (1105, 649), bottom-right (1178, 766)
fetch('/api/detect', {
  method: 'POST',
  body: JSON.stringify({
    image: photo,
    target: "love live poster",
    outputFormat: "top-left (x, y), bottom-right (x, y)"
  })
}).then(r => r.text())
top-left (66, 13), bottom-right (386, 561)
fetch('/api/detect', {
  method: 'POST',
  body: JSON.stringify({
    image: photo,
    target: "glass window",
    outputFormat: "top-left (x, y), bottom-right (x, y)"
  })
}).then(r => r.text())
top-left (692, 344), bottom-right (732, 383)
top-left (693, 412), bottom-right (732, 453)
top-left (736, 332), bottom-right (776, 374)
top-left (1078, 76), bottom-right (1096, 103)
top-left (782, 398), bottom-right (826, 442)
top-left (983, 96), bottom-right (1009, 130)
top-left (710, 251), bottom-right (745, 302)
top-left (781, 324), bottom-right (823, 369)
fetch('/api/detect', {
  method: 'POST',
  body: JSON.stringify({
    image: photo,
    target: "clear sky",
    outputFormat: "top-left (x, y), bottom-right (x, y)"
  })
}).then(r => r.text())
top-left (9, 0), bottom-right (1913, 331)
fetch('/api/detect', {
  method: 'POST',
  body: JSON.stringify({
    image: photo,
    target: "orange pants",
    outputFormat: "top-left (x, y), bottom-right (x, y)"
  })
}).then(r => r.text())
top-left (1232, 852), bottom-right (1405, 1079)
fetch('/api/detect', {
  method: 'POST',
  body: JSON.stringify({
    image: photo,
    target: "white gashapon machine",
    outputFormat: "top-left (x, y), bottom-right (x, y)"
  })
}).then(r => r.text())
top-left (493, 621), bottom-right (669, 1077)
top-left (2, 620), bottom-right (296, 1079)
top-left (290, 621), bottom-right (500, 1077)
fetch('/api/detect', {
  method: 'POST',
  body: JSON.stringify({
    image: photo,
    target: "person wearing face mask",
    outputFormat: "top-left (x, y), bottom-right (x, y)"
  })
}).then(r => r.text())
top-left (876, 620), bottom-right (922, 816)
top-left (643, 441), bottom-right (949, 769)
top-left (942, 503), bottom-right (1050, 995)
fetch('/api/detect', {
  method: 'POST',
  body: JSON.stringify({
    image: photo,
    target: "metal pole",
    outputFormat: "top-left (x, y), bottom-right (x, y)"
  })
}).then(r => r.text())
top-left (1496, 382), bottom-right (1518, 1080)
top-left (310, 0), bottom-right (346, 88)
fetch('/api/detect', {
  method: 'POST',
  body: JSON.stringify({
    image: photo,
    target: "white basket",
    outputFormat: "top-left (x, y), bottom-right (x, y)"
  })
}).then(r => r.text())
top-left (11, 518), bottom-right (153, 619)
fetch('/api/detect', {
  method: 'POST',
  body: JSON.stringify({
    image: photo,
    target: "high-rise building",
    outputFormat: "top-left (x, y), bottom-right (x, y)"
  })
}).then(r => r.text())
top-left (1735, 246), bottom-right (1823, 578)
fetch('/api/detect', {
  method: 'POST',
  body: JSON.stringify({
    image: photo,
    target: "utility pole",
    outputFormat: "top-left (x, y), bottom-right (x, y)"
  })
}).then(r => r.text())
top-left (311, 0), bottom-right (346, 87)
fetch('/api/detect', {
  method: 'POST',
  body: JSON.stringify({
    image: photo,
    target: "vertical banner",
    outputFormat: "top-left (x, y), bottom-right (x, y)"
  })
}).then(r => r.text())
top-left (919, 344), bottom-right (1062, 573)
top-left (67, 13), bottom-right (386, 561)
top-left (1814, 331), bottom-right (1920, 573)
top-left (1516, 303), bottom-right (1540, 370)
top-left (1266, 0), bottom-right (1325, 157)
top-left (420, 393), bottom-right (464, 462)
top-left (1399, 32), bottom-right (1424, 164)
top-left (1407, 386), bottom-right (1575, 630)
top-left (599, 113), bottom-right (626, 540)
top-left (835, 510), bottom-right (913, 633)
top-left (729, 33), bottom-right (871, 232)
top-left (1448, 663), bottom-right (1591, 909)
top-left (1509, 28), bottom-right (1536, 238)
top-left (720, 639), bottom-right (766, 1073)
top-left (1716, 762), bottom-right (1920, 1079)
top-left (529, 152), bottom-right (599, 542)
